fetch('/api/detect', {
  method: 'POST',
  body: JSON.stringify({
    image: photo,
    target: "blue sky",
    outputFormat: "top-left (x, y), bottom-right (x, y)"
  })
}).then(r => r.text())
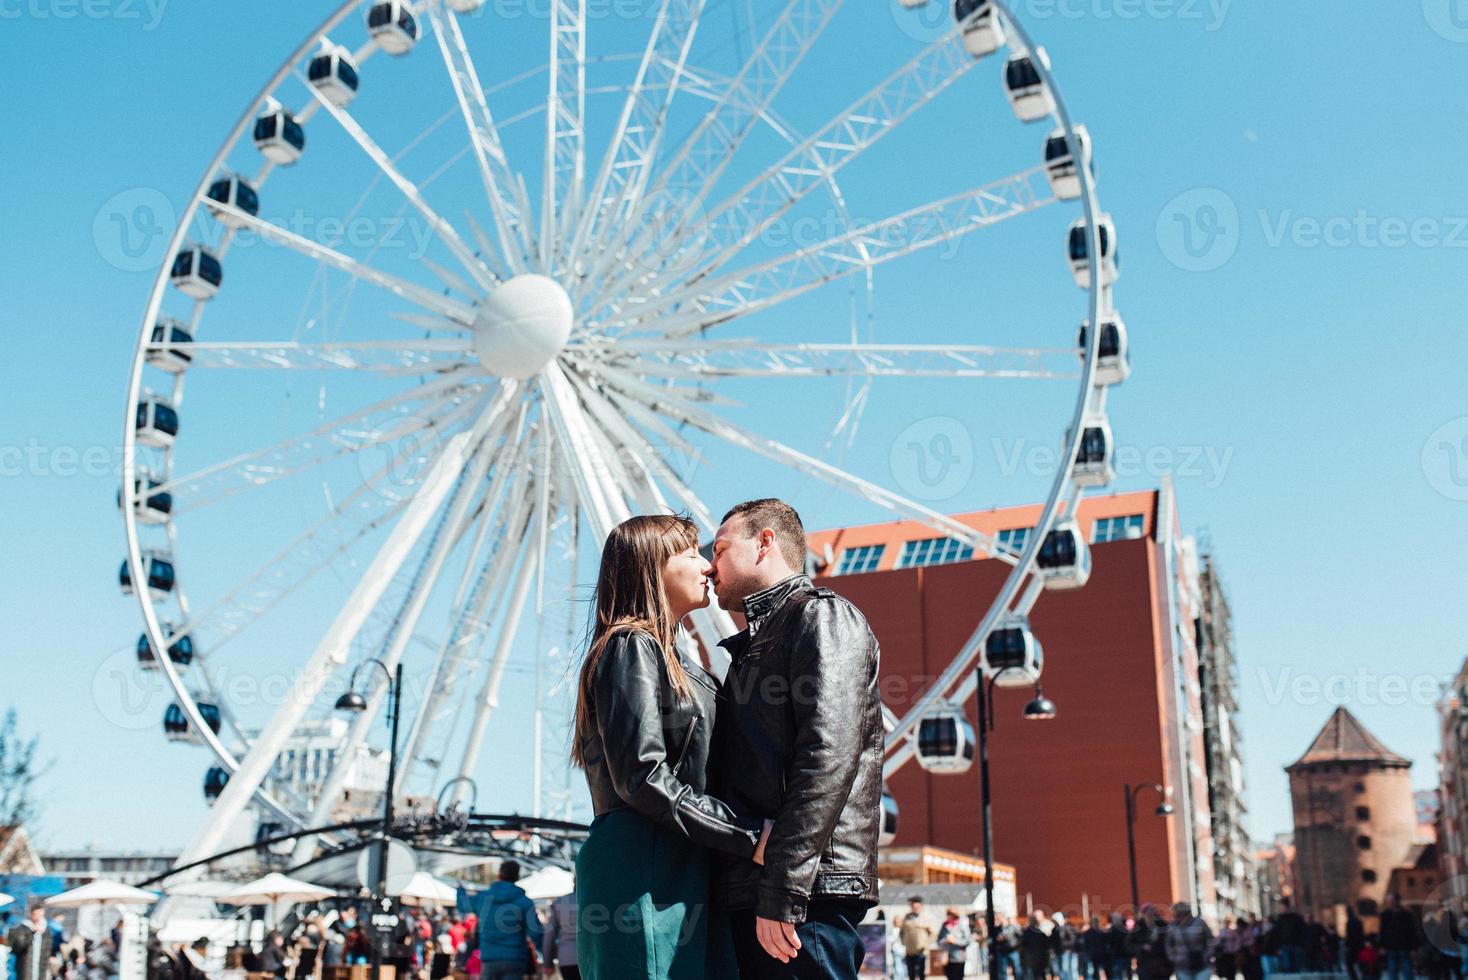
top-left (1, 0), bottom-right (1466, 862)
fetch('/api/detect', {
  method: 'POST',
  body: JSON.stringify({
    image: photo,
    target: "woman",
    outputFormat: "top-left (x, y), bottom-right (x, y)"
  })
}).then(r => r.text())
top-left (937, 907), bottom-right (973, 980)
top-left (573, 514), bottom-right (772, 980)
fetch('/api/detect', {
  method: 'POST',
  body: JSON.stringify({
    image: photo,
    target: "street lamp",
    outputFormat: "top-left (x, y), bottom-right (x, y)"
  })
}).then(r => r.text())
top-left (1123, 782), bottom-right (1173, 911)
top-left (336, 658), bottom-right (402, 980)
top-left (978, 668), bottom-right (1056, 980)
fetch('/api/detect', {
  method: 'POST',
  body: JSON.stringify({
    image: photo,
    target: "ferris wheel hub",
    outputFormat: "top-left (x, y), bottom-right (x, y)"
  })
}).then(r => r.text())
top-left (471, 273), bottom-right (574, 379)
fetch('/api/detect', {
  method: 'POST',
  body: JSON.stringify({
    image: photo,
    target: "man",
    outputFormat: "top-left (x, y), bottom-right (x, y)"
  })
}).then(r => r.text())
top-left (476, 860), bottom-right (542, 980)
top-left (1378, 894), bottom-right (1418, 980)
top-left (994, 914), bottom-right (1023, 980)
top-left (1020, 914), bottom-right (1050, 980)
top-left (709, 499), bottom-right (884, 980)
top-left (6, 906), bottom-right (52, 980)
top-left (899, 898), bottom-right (935, 980)
top-left (541, 887), bottom-right (579, 980)
top-left (1273, 900), bottom-right (1305, 975)
top-left (174, 938), bottom-right (211, 980)
top-left (1164, 903), bottom-right (1213, 980)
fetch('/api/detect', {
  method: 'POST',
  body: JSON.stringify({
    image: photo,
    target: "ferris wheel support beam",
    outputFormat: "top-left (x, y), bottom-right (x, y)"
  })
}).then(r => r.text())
top-left (450, 520), bottom-right (539, 805)
top-left (396, 444), bottom-right (538, 794)
top-left (286, 386), bottom-right (518, 864)
top-left (606, 0), bottom-right (845, 283)
top-left (174, 421), bottom-right (486, 872)
top-left (565, 0), bottom-right (703, 280)
top-left (539, 362), bottom-right (627, 540)
top-left (427, 5), bottom-right (537, 273)
top-left (881, 3), bottom-right (1116, 775)
top-left (607, 167), bottom-right (1056, 336)
top-left (596, 22), bottom-right (978, 307)
top-left (543, 0), bottom-right (586, 270)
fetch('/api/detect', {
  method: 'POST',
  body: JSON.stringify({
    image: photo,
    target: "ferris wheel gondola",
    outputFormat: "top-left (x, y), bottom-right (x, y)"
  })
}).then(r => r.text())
top-left (367, 1), bottom-right (420, 56)
top-left (1079, 316), bottom-right (1130, 386)
top-left (253, 103), bottom-right (306, 165)
top-left (1004, 51), bottom-right (1054, 123)
top-left (955, 0), bottom-right (1006, 58)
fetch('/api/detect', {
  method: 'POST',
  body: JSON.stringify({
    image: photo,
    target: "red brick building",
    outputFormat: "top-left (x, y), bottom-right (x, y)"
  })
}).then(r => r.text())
top-left (808, 485), bottom-right (1220, 920)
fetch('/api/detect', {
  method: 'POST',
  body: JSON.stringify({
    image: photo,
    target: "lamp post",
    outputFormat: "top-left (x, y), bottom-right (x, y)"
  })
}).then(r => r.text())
top-left (336, 659), bottom-right (402, 980)
top-left (978, 669), bottom-right (1056, 980)
top-left (1123, 782), bottom-right (1173, 911)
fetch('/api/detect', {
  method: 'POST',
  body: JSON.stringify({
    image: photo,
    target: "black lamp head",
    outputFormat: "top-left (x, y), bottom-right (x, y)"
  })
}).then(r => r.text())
top-left (1155, 800), bottom-right (1175, 817)
top-left (335, 690), bottom-right (368, 713)
top-left (1023, 687), bottom-right (1057, 720)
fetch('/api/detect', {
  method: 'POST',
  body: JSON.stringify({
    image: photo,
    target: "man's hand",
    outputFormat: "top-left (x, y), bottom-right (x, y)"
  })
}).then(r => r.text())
top-left (753, 819), bottom-right (775, 866)
top-left (756, 916), bottom-right (801, 963)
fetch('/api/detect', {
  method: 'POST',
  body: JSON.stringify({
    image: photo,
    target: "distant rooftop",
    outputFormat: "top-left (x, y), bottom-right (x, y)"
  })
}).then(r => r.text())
top-left (1286, 707), bottom-right (1410, 771)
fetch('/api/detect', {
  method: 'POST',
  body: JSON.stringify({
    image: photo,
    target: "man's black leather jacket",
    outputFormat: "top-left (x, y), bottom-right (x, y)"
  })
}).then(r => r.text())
top-left (579, 628), bottom-right (765, 857)
top-left (712, 574), bottom-right (883, 923)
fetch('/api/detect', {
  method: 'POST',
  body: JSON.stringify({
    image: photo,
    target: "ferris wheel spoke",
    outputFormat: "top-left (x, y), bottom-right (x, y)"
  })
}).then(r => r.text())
top-left (596, 0), bottom-right (845, 285)
top-left (598, 26), bottom-right (982, 307)
top-left (599, 368), bottom-right (1017, 564)
top-left (542, 0), bottom-right (586, 269)
top-left (564, 0), bottom-right (704, 280)
top-left (563, 364), bottom-right (714, 530)
top-left (398, 451), bottom-right (538, 792)
top-left (158, 373), bottom-right (481, 507)
top-left (301, 81), bottom-right (502, 292)
top-left (605, 167), bottom-right (1057, 337)
top-left (201, 201), bottom-right (477, 325)
top-left (539, 363), bottom-right (628, 538)
top-left (581, 338), bottom-right (1079, 381)
top-left (162, 339), bottom-right (473, 373)
top-left (426, 5), bottom-right (537, 274)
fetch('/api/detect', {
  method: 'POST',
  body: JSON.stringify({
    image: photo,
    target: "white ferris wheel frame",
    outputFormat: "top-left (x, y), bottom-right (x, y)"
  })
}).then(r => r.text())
top-left (119, 0), bottom-right (1119, 880)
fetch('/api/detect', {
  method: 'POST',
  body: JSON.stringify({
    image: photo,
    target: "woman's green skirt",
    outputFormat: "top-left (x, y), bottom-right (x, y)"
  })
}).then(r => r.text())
top-left (576, 808), bottom-right (738, 980)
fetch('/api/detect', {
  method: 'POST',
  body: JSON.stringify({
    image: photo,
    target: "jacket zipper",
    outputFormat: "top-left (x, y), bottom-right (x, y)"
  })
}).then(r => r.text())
top-left (670, 716), bottom-right (699, 777)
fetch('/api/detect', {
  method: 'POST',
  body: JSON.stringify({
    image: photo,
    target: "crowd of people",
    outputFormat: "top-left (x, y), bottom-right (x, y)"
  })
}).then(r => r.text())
top-left (893, 893), bottom-right (1451, 980)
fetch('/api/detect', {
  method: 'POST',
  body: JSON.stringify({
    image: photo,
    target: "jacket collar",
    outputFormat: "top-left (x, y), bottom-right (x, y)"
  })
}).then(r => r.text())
top-left (742, 573), bottom-right (810, 633)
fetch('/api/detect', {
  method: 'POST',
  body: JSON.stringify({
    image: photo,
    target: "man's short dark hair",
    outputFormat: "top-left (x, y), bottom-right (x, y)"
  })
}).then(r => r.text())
top-left (499, 859), bottom-right (521, 883)
top-left (191, 938), bottom-right (210, 952)
top-left (721, 499), bottom-right (806, 570)
top-left (908, 896), bottom-right (923, 905)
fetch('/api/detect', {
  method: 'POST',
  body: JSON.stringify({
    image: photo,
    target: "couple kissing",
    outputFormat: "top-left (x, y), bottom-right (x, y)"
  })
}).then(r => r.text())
top-left (572, 498), bottom-right (884, 980)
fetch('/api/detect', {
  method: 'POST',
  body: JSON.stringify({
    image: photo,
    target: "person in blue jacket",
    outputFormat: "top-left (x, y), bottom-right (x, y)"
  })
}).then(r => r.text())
top-left (477, 860), bottom-right (543, 980)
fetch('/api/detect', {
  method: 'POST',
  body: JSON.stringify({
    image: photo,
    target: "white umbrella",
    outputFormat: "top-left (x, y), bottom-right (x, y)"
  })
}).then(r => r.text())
top-left (517, 867), bottom-right (574, 901)
top-left (0, 891), bottom-right (13, 909)
top-left (221, 873), bottom-right (334, 927)
top-left (392, 872), bottom-right (457, 907)
top-left (44, 881), bottom-right (158, 908)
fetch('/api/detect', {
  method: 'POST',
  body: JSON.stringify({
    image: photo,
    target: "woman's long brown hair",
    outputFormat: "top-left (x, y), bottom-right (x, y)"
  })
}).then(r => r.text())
top-left (571, 514), bottom-right (699, 768)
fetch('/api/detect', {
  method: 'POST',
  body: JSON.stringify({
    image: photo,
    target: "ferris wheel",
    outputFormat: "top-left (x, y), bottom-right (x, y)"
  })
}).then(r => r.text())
top-left (120, 0), bottom-right (1127, 871)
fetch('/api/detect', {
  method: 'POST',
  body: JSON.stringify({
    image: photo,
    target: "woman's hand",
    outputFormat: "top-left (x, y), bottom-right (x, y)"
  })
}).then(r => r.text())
top-left (753, 818), bottom-right (775, 865)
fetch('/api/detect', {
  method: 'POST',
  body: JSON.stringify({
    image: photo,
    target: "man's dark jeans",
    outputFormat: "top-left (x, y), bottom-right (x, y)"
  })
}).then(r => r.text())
top-left (731, 901), bottom-right (868, 980)
top-left (905, 953), bottom-right (928, 978)
top-left (481, 959), bottom-right (529, 980)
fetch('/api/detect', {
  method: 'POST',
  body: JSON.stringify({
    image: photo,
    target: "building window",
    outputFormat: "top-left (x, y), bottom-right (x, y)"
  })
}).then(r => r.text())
top-left (1358, 899), bottom-right (1379, 917)
top-left (833, 544), bottom-right (885, 575)
top-left (896, 536), bottom-right (974, 569)
top-left (1354, 782), bottom-right (1366, 793)
top-left (1356, 806), bottom-right (1370, 821)
top-left (1362, 870), bottom-right (1377, 884)
top-left (996, 527), bottom-right (1031, 554)
top-left (1092, 514), bottom-right (1144, 543)
top-left (1357, 835), bottom-right (1372, 850)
